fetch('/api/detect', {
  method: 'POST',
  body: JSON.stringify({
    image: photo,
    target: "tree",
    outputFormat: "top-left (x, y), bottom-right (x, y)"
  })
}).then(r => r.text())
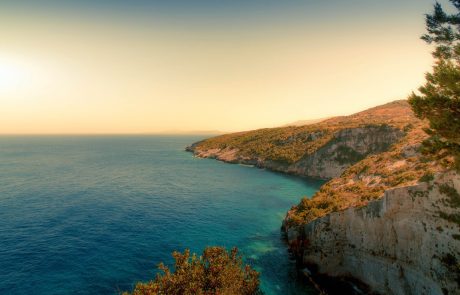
top-left (409, 0), bottom-right (460, 170)
top-left (124, 247), bottom-right (261, 295)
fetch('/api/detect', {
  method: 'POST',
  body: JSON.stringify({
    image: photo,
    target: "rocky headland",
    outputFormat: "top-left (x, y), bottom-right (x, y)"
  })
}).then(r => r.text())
top-left (186, 100), bottom-right (460, 294)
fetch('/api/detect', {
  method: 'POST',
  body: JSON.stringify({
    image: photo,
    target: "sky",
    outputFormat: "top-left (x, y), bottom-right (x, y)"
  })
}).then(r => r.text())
top-left (0, 0), bottom-right (445, 134)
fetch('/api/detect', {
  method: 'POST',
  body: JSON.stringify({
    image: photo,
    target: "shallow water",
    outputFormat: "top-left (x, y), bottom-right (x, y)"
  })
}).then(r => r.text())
top-left (0, 135), bottom-right (324, 294)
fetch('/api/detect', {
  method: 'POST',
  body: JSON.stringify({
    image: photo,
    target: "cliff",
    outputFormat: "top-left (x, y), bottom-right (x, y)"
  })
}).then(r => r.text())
top-left (186, 100), bottom-right (415, 179)
top-left (285, 172), bottom-right (460, 295)
top-left (281, 113), bottom-right (460, 293)
top-left (186, 99), bottom-right (460, 294)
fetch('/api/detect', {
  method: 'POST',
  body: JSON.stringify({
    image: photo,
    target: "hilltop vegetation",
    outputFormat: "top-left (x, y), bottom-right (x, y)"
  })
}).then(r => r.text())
top-left (190, 100), bottom-right (417, 166)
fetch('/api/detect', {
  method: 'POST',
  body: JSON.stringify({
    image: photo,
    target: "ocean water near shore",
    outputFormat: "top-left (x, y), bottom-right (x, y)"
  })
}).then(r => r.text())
top-left (0, 135), bottom-right (324, 294)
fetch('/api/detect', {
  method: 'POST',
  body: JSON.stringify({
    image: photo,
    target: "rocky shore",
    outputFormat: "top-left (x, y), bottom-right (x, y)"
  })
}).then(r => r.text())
top-left (186, 101), bottom-right (460, 294)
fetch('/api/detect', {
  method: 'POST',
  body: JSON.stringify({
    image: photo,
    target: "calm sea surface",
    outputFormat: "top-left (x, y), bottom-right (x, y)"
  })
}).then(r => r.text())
top-left (0, 136), bottom-right (324, 295)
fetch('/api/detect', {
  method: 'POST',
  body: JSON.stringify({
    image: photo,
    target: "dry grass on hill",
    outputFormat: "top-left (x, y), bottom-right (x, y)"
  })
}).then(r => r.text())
top-left (286, 123), bottom-right (447, 226)
top-left (193, 100), bottom-right (418, 165)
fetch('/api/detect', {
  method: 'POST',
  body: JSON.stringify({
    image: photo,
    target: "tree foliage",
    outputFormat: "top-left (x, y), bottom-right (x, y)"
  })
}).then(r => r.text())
top-left (409, 0), bottom-right (460, 170)
top-left (124, 247), bottom-right (261, 295)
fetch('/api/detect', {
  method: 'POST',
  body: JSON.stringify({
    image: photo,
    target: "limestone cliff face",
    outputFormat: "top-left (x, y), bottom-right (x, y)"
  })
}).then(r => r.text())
top-left (188, 125), bottom-right (404, 179)
top-left (285, 172), bottom-right (460, 295)
top-left (288, 126), bottom-right (404, 179)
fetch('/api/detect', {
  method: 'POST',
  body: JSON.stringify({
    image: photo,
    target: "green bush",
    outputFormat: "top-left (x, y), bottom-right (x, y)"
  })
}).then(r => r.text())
top-left (419, 172), bottom-right (435, 183)
top-left (439, 184), bottom-right (460, 208)
top-left (124, 247), bottom-right (261, 295)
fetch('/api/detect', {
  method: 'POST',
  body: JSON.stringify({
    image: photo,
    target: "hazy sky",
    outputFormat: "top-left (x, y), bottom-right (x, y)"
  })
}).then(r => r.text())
top-left (0, 0), bottom-right (443, 134)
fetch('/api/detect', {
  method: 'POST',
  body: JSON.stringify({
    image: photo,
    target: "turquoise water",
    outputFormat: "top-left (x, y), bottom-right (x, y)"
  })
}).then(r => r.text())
top-left (0, 136), bottom-right (323, 294)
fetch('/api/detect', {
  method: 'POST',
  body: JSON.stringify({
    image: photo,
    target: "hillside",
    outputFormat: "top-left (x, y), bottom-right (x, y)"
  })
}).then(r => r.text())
top-left (187, 100), bottom-right (460, 294)
top-left (187, 100), bottom-right (419, 179)
top-left (284, 125), bottom-right (443, 226)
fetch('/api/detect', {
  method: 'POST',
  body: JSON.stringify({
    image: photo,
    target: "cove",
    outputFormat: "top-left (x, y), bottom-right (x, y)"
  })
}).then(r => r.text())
top-left (0, 135), bottom-right (325, 294)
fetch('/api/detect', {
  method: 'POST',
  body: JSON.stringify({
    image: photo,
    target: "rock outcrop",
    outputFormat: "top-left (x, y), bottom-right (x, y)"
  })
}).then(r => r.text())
top-left (288, 125), bottom-right (404, 179)
top-left (284, 172), bottom-right (460, 295)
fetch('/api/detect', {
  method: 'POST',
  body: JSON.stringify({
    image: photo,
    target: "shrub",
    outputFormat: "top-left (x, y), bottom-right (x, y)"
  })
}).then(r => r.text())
top-left (439, 184), bottom-right (460, 208)
top-left (419, 172), bottom-right (435, 183)
top-left (124, 247), bottom-right (261, 295)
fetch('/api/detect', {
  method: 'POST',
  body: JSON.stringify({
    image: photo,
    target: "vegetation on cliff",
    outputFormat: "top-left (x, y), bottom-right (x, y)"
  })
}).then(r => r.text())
top-left (286, 124), bottom-right (444, 226)
top-left (192, 125), bottom-right (334, 164)
top-left (124, 247), bottom-right (261, 295)
top-left (191, 100), bottom-right (417, 165)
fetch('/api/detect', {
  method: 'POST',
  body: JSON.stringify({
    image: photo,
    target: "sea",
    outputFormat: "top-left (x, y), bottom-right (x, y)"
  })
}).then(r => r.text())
top-left (0, 135), bottom-right (324, 295)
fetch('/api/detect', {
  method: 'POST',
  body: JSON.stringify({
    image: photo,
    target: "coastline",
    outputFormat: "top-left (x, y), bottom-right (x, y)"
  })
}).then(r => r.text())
top-left (187, 147), bottom-right (329, 183)
top-left (184, 101), bottom-right (459, 294)
top-left (186, 145), bottom-right (370, 294)
top-left (186, 139), bottom-right (460, 295)
top-left (185, 145), bottom-right (328, 294)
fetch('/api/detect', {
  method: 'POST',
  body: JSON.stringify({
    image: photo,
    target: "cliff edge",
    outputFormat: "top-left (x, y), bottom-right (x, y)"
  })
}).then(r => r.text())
top-left (284, 172), bottom-right (460, 295)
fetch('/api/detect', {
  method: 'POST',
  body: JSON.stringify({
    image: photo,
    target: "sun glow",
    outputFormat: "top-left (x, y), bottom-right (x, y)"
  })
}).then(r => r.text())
top-left (0, 54), bottom-right (56, 109)
top-left (0, 1), bottom-right (434, 134)
top-left (0, 56), bottom-right (32, 95)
